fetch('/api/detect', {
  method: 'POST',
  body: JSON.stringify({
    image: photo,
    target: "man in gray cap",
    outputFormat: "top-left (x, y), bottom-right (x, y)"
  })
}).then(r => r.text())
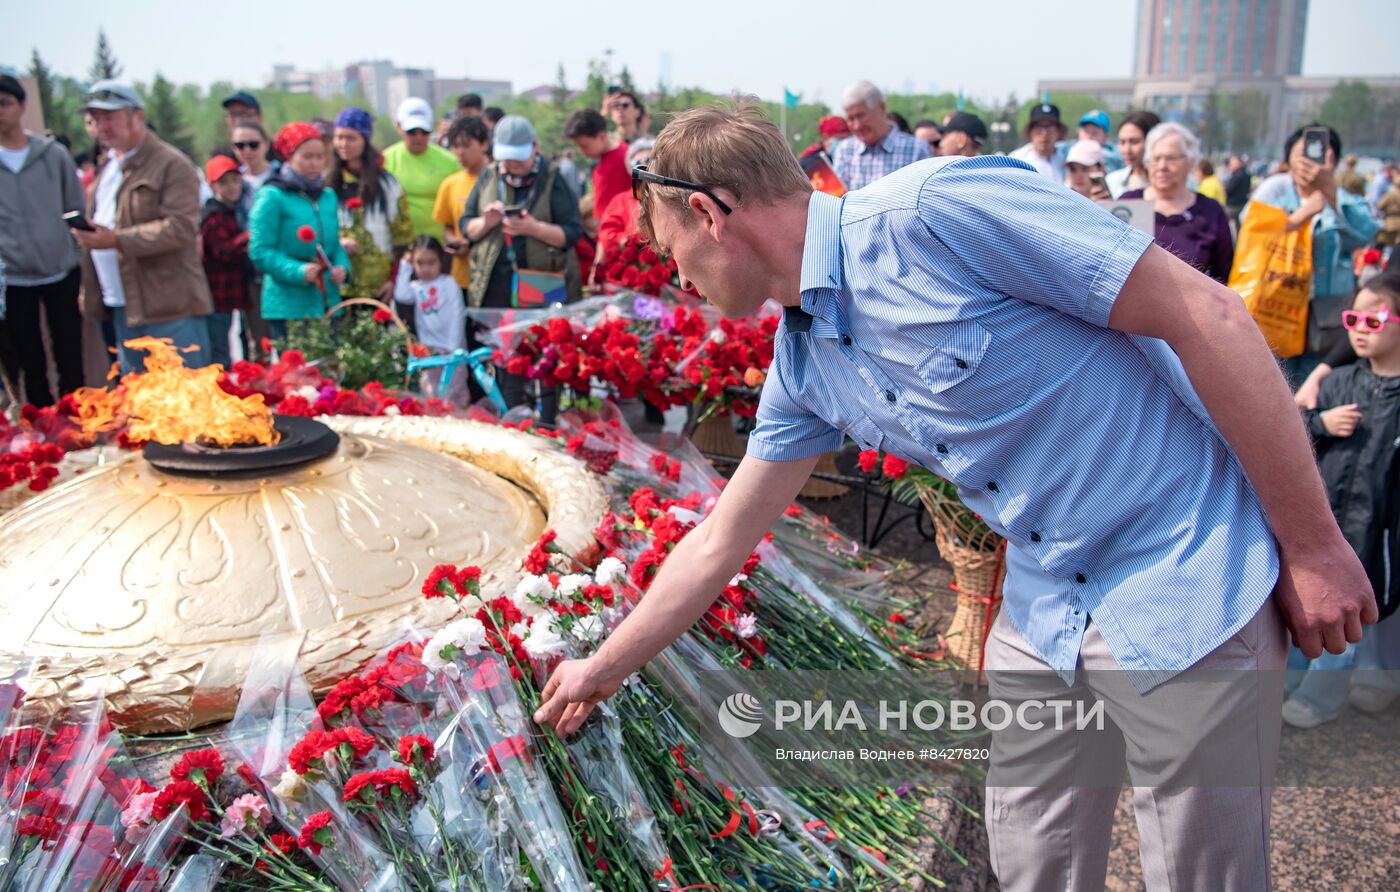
top-left (459, 115), bottom-right (582, 420)
top-left (71, 80), bottom-right (213, 372)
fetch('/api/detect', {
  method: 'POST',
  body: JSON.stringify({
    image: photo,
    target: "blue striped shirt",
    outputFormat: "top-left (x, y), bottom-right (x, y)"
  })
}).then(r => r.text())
top-left (831, 129), bottom-right (933, 192)
top-left (750, 156), bottom-right (1280, 689)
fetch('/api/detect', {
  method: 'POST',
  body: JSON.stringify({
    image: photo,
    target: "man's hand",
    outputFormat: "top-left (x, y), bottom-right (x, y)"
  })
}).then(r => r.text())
top-left (1320, 403), bottom-right (1361, 437)
top-left (1274, 539), bottom-right (1376, 658)
top-left (531, 453), bottom-right (820, 739)
top-left (71, 224), bottom-right (118, 250)
top-left (502, 209), bottom-right (537, 239)
top-left (481, 201), bottom-right (505, 232)
top-left (533, 656), bottom-right (625, 736)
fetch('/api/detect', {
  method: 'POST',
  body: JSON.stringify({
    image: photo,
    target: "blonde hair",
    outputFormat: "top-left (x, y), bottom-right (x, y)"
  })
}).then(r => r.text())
top-left (638, 100), bottom-right (811, 241)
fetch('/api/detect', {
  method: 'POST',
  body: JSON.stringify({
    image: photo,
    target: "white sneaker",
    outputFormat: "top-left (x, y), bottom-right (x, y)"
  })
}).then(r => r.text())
top-left (1281, 698), bottom-right (1335, 729)
top-left (1348, 684), bottom-right (1400, 714)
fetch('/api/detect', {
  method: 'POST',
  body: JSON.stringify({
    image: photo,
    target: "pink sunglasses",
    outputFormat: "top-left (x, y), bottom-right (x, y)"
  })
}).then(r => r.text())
top-left (1342, 308), bottom-right (1400, 333)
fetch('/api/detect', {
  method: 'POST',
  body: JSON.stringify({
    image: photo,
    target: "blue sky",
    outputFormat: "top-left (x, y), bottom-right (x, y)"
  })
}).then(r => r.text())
top-left (4, 0), bottom-right (1396, 106)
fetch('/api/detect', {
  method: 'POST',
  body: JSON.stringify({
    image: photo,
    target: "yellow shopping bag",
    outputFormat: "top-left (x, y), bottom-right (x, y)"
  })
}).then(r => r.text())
top-left (1228, 201), bottom-right (1313, 358)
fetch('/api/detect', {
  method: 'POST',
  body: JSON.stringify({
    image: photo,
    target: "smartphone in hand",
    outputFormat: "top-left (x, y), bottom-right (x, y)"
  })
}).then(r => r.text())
top-left (1301, 127), bottom-right (1329, 164)
top-left (62, 210), bottom-right (96, 232)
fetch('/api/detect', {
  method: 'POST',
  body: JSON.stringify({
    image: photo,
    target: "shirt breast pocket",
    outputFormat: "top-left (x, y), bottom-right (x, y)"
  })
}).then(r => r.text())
top-left (914, 320), bottom-right (1033, 421)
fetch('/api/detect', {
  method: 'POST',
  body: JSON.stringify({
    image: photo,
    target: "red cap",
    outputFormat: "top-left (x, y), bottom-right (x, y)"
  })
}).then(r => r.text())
top-left (818, 115), bottom-right (851, 138)
top-left (274, 121), bottom-right (323, 161)
top-left (204, 154), bottom-right (240, 185)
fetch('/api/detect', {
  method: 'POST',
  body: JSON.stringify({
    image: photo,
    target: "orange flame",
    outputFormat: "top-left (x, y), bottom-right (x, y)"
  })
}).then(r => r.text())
top-left (69, 338), bottom-right (279, 447)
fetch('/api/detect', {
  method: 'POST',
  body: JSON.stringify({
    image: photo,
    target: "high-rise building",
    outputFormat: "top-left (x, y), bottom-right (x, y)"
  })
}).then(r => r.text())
top-left (1042, 0), bottom-right (1399, 155)
top-left (1133, 0), bottom-right (1308, 80)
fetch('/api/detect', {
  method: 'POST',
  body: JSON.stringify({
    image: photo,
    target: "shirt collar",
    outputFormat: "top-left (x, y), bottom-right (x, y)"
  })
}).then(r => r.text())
top-left (799, 190), bottom-right (843, 295)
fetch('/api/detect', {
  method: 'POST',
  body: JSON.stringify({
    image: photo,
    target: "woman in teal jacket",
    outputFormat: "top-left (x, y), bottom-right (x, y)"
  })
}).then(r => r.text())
top-left (250, 122), bottom-right (350, 339)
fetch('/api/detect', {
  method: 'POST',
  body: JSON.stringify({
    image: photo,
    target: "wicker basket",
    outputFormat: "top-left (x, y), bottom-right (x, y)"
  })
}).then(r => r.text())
top-left (917, 489), bottom-right (1005, 676)
top-left (689, 412), bottom-right (745, 459)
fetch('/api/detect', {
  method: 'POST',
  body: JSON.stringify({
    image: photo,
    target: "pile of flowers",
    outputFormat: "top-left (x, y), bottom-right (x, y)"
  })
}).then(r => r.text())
top-left (1, 366), bottom-right (976, 889)
top-left (495, 296), bottom-right (778, 419)
top-left (600, 233), bottom-right (682, 293)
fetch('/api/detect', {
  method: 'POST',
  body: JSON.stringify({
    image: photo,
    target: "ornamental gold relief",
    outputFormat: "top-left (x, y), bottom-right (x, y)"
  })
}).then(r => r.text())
top-left (0, 417), bottom-right (608, 733)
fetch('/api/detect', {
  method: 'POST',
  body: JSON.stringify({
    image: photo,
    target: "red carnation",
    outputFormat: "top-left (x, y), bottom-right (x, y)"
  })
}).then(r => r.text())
top-left (297, 811), bottom-right (334, 855)
top-left (345, 197), bottom-right (363, 211)
top-left (486, 736), bottom-right (530, 773)
top-left (151, 780), bottom-right (210, 823)
top-left (372, 308), bottom-right (394, 324)
top-left (422, 564), bottom-right (459, 600)
top-left (857, 450), bottom-right (880, 474)
top-left (396, 734), bottom-right (435, 767)
top-left (296, 225), bottom-right (316, 243)
top-left (170, 748), bottom-right (224, 789)
top-left (881, 454), bottom-right (910, 481)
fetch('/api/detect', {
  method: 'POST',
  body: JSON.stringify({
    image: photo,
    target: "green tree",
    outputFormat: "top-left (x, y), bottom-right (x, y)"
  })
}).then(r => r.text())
top-left (552, 63), bottom-right (569, 112)
top-left (89, 29), bottom-right (122, 81)
top-left (617, 65), bottom-right (636, 95)
top-left (1319, 79), bottom-right (1375, 146)
top-left (28, 49), bottom-right (57, 133)
top-left (1221, 89), bottom-right (1268, 154)
top-left (1197, 91), bottom-right (1226, 154)
top-left (584, 58), bottom-right (608, 110)
top-left (143, 73), bottom-right (192, 157)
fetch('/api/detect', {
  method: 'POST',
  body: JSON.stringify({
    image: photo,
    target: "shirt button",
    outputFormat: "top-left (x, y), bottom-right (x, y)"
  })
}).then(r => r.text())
top-left (885, 390), bottom-right (896, 402)
top-left (1030, 531), bottom-right (1041, 542)
top-left (841, 335), bottom-right (852, 346)
top-left (987, 481), bottom-right (999, 492)
top-left (1075, 573), bottom-right (1087, 584)
top-left (936, 444), bottom-right (949, 454)
top-left (955, 358), bottom-right (968, 369)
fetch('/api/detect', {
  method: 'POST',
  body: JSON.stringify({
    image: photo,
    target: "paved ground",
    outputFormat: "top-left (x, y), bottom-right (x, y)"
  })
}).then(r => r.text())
top-left (798, 444), bottom-right (1400, 892)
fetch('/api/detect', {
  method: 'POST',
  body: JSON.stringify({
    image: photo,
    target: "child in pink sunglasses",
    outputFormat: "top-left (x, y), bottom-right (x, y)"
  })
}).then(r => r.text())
top-left (1289, 272), bottom-right (1400, 727)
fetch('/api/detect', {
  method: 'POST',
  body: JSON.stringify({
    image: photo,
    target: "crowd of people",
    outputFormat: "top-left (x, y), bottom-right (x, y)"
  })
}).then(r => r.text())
top-left (0, 69), bottom-right (1397, 731)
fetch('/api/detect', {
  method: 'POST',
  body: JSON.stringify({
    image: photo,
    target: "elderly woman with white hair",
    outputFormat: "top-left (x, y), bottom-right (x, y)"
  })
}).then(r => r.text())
top-left (1118, 121), bottom-right (1234, 283)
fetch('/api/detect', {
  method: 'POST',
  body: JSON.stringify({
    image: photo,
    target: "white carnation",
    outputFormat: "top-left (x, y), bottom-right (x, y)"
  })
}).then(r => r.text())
top-left (272, 767), bottom-right (306, 801)
top-left (556, 574), bottom-right (592, 598)
top-left (573, 613), bottom-right (605, 643)
top-left (295, 385), bottom-right (320, 401)
top-left (593, 557), bottom-right (626, 586)
top-left (734, 613), bottom-right (758, 639)
top-left (445, 617), bottom-right (488, 654)
top-left (523, 623), bottom-right (568, 659)
top-left (515, 574), bottom-right (553, 602)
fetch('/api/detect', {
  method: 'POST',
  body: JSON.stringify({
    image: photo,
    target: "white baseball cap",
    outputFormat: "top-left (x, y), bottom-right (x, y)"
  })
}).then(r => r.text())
top-left (396, 97), bottom-right (434, 133)
top-left (1066, 139), bottom-right (1104, 168)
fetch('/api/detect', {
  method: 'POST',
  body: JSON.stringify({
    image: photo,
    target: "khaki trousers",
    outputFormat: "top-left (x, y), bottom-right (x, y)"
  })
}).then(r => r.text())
top-left (984, 600), bottom-right (1288, 891)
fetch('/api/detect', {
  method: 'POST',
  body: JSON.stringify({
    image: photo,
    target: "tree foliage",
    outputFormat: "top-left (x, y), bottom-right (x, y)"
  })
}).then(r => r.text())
top-left (28, 49), bottom-right (55, 129)
top-left (89, 29), bottom-right (122, 81)
top-left (143, 73), bottom-right (193, 157)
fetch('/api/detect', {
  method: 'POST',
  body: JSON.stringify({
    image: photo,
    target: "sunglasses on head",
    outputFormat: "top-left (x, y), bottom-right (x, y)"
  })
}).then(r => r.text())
top-left (233, 140), bottom-right (262, 150)
top-left (631, 165), bottom-right (733, 215)
top-left (1342, 308), bottom-right (1399, 332)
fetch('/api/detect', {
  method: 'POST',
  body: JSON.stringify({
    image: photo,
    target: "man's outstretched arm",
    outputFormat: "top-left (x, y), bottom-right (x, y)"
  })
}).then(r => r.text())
top-left (1108, 243), bottom-right (1376, 657)
top-left (534, 452), bottom-right (820, 735)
